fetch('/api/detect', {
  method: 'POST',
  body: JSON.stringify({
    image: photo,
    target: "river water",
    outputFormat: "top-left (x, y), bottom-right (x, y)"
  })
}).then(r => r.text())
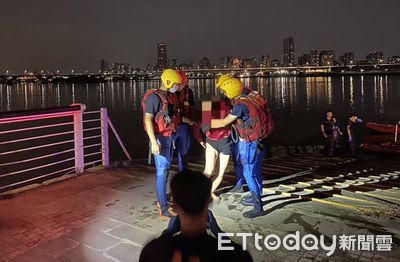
top-left (1, 75), bottom-right (399, 160)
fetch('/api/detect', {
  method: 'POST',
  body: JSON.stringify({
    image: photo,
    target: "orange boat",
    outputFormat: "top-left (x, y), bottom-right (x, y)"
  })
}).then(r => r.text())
top-left (365, 122), bottom-right (400, 134)
top-left (363, 135), bottom-right (394, 143)
top-left (360, 142), bottom-right (400, 154)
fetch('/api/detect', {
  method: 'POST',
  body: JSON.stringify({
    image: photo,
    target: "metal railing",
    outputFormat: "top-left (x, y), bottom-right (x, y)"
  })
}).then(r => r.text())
top-left (0, 104), bottom-right (131, 193)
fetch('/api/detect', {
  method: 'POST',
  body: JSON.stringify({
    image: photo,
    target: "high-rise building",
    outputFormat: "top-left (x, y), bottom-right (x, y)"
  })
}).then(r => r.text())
top-left (271, 59), bottom-right (281, 67)
top-left (260, 55), bottom-right (271, 67)
top-left (157, 43), bottom-right (168, 69)
top-left (310, 50), bottom-right (320, 66)
top-left (178, 62), bottom-right (195, 70)
top-left (219, 56), bottom-right (230, 68)
top-left (388, 55), bottom-right (400, 64)
top-left (146, 63), bottom-right (154, 72)
top-left (109, 63), bottom-right (132, 74)
top-left (242, 57), bottom-right (258, 68)
top-left (100, 59), bottom-right (108, 73)
top-left (229, 56), bottom-right (242, 68)
top-left (171, 58), bottom-right (178, 68)
top-left (339, 52), bottom-right (355, 66)
top-left (298, 55), bottom-right (310, 66)
top-left (319, 50), bottom-right (335, 66)
top-left (283, 37), bottom-right (295, 66)
top-left (366, 52), bottom-right (384, 64)
top-left (199, 57), bottom-right (212, 69)
top-left (298, 50), bottom-right (320, 66)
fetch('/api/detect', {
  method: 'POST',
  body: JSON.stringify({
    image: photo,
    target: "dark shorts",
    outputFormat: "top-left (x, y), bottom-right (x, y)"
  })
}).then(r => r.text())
top-left (206, 137), bottom-right (232, 155)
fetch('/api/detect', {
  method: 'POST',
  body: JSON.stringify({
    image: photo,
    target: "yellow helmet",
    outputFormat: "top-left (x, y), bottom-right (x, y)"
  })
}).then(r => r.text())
top-left (215, 74), bottom-right (231, 88)
top-left (161, 69), bottom-right (183, 89)
top-left (219, 77), bottom-right (243, 99)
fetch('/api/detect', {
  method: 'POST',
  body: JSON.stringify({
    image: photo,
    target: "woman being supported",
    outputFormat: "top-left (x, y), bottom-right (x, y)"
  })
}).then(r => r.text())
top-left (192, 80), bottom-right (233, 201)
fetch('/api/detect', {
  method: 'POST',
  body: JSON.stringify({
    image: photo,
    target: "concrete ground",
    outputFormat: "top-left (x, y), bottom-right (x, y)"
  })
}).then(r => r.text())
top-left (0, 156), bottom-right (400, 262)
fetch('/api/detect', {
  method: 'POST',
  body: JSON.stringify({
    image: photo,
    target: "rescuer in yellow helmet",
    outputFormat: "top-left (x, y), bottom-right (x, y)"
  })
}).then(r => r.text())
top-left (211, 76), bottom-right (274, 218)
top-left (218, 77), bottom-right (243, 99)
top-left (141, 68), bottom-right (184, 219)
top-left (215, 74), bottom-right (232, 88)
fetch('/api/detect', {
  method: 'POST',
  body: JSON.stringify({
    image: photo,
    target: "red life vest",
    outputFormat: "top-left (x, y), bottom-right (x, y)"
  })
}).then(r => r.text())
top-left (206, 98), bottom-right (232, 140)
top-left (167, 92), bottom-right (184, 127)
top-left (232, 91), bottom-right (274, 142)
top-left (142, 89), bottom-right (177, 136)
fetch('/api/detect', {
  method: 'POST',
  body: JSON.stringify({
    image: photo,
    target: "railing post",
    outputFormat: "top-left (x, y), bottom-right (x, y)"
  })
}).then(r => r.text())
top-left (100, 108), bottom-right (110, 167)
top-left (108, 117), bottom-right (133, 161)
top-left (73, 105), bottom-right (86, 174)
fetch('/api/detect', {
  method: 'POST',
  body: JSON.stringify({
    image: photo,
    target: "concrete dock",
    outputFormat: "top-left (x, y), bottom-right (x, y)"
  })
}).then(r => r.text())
top-left (0, 152), bottom-right (400, 262)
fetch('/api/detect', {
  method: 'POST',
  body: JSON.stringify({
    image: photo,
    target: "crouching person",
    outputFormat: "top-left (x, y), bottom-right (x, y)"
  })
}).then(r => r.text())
top-left (139, 170), bottom-right (253, 261)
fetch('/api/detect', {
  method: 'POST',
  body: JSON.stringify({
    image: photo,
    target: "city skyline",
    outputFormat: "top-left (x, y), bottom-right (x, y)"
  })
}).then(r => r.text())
top-left (3, 40), bottom-right (400, 74)
top-left (1, 0), bottom-right (399, 72)
top-left (14, 41), bottom-right (400, 75)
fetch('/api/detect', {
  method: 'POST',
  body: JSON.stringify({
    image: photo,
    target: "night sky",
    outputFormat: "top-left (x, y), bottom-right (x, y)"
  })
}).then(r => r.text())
top-left (1, 0), bottom-right (399, 73)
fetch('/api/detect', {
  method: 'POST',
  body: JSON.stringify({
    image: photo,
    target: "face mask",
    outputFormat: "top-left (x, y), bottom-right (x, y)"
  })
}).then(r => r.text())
top-left (169, 86), bottom-right (178, 93)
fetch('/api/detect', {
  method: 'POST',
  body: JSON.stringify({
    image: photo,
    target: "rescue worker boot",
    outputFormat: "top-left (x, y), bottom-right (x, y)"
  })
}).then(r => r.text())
top-left (159, 206), bottom-right (176, 220)
top-left (243, 192), bottom-right (263, 218)
top-left (157, 202), bottom-right (177, 217)
top-left (228, 184), bottom-right (244, 194)
top-left (240, 192), bottom-right (255, 206)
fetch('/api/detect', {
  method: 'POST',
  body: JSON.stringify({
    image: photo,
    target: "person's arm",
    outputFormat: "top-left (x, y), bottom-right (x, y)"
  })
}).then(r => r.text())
top-left (320, 125), bottom-right (327, 138)
top-left (191, 120), bottom-right (206, 148)
top-left (338, 126), bottom-right (343, 136)
top-left (347, 125), bottom-right (352, 141)
top-left (211, 114), bottom-right (238, 129)
top-left (182, 116), bottom-right (196, 126)
top-left (144, 113), bottom-right (160, 155)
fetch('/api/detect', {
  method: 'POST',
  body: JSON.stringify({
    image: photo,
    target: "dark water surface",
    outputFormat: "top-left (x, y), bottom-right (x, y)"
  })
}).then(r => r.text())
top-left (1, 75), bottom-right (399, 160)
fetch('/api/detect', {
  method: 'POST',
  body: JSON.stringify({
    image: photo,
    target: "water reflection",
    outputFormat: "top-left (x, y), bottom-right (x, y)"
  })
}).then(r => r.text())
top-left (360, 76), bottom-right (364, 109)
top-left (349, 76), bottom-right (355, 111)
top-left (379, 76), bottom-right (384, 114)
top-left (57, 83), bottom-right (61, 106)
top-left (24, 84), bottom-right (28, 110)
top-left (72, 83), bottom-right (75, 103)
top-left (0, 75), bottom-right (397, 157)
top-left (304, 77), bottom-right (334, 112)
top-left (7, 85), bottom-right (11, 111)
top-left (327, 77), bottom-right (332, 106)
top-left (0, 75), bottom-right (395, 116)
top-left (341, 76), bottom-right (345, 103)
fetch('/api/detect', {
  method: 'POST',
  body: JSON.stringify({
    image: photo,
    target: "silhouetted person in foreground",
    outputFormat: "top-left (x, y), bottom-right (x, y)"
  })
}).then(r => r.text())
top-left (139, 170), bottom-right (253, 262)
